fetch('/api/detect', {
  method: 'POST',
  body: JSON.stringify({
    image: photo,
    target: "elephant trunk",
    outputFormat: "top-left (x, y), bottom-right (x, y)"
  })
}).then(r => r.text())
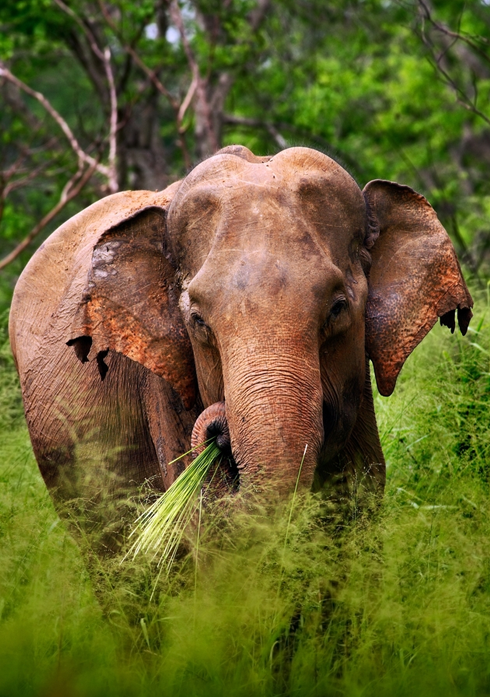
top-left (221, 343), bottom-right (324, 495)
top-left (191, 401), bottom-right (230, 454)
top-left (190, 402), bottom-right (238, 496)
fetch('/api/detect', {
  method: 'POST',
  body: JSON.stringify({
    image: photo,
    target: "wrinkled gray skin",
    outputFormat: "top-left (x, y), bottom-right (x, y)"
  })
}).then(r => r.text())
top-left (10, 145), bottom-right (472, 551)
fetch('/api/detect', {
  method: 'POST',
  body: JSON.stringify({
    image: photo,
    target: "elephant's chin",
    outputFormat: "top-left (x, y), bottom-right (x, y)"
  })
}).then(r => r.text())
top-left (191, 402), bottom-right (240, 497)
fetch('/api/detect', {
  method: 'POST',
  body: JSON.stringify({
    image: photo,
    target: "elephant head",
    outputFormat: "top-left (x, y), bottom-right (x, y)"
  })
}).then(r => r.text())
top-left (68, 146), bottom-right (472, 500)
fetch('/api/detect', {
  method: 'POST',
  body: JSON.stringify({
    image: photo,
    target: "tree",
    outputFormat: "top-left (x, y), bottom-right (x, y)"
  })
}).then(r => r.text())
top-left (1, 0), bottom-right (490, 311)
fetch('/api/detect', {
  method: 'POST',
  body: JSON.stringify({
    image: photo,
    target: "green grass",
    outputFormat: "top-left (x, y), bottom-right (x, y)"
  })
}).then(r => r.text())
top-left (129, 440), bottom-right (221, 571)
top-left (1, 292), bottom-right (490, 697)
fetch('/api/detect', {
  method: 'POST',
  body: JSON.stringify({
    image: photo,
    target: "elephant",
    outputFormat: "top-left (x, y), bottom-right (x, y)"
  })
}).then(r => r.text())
top-left (10, 145), bottom-right (473, 550)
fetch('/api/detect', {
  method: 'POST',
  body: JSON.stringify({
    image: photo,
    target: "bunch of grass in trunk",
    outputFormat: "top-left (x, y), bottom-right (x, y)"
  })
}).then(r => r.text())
top-left (129, 440), bottom-right (221, 570)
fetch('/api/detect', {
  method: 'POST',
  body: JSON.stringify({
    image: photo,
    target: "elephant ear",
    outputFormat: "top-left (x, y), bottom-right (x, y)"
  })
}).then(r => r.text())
top-left (363, 179), bottom-right (473, 397)
top-left (68, 204), bottom-right (196, 409)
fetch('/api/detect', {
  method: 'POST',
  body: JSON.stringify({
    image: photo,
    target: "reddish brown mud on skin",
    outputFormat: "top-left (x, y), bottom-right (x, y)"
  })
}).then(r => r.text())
top-left (69, 207), bottom-right (197, 408)
top-left (10, 144), bottom-right (474, 555)
top-left (10, 188), bottom-right (180, 381)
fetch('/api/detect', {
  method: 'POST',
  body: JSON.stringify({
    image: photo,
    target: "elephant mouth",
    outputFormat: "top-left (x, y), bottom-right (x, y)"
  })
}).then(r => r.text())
top-left (205, 451), bottom-right (240, 496)
top-left (191, 401), bottom-right (240, 496)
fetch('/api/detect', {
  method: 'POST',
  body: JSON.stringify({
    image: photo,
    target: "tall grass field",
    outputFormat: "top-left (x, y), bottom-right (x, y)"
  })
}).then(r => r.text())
top-left (1, 288), bottom-right (490, 697)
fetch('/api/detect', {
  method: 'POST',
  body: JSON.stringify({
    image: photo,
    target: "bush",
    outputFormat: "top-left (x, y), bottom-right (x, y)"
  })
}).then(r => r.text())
top-left (1, 291), bottom-right (490, 696)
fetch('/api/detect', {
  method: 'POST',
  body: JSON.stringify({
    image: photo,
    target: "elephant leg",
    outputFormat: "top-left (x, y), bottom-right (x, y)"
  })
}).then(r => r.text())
top-left (24, 344), bottom-right (163, 553)
top-left (316, 359), bottom-right (385, 516)
top-left (144, 370), bottom-right (200, 491)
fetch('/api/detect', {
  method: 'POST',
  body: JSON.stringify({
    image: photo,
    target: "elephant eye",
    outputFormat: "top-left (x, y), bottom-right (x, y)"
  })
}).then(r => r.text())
top-left (190, 310), bottom-right (214, 345)
top-left (330, 298), bottom-right (347, 320)
top-left (191, 312), bottom-right (207, 328)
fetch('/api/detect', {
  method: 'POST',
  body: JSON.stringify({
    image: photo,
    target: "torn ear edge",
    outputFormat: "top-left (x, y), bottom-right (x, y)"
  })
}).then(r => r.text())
top-left (66, 336), bottom-right (109, 381)
top-left (66, 204), bottom-right (197, 409)
top-left (363, 179), bottom-right (474, 397)
top-left (440, 306), bottom-right (472, 335)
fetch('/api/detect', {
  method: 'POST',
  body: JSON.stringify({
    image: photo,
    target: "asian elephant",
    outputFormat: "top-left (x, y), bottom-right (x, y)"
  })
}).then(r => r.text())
top-left (10, 145), bottom-right (473, 549)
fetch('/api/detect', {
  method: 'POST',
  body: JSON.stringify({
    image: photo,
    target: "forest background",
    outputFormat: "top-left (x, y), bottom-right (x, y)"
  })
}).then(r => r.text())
top-left (2, 0), bottom-right (490, 297)
top-left (1, 1), bottom-right (490, 696)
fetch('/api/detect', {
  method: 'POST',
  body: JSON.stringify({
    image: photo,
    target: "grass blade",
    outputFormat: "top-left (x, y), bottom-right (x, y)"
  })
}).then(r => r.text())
top-left (129, 440), bottom-right (221, 571)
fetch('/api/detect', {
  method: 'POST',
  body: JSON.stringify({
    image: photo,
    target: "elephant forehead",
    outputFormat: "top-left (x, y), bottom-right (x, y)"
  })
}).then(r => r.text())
top-left (177, 145), bottom-right (357, 186)
top-left (192, 245), bottom-right (341, 307)
top-left (169, 174), bottom-right (366, 277)
top-left (169, 146), bottom-right (364, 224)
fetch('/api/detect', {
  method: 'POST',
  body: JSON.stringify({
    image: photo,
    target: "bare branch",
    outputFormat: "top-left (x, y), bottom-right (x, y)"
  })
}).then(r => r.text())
top-left (177, 73), bottom-right (198, 132)
top-left (424, 43), bottom-right (490, 126)
top-left (53, 0), bottom-right (110, 103)
top-left (97, 1), bottom-right (194, 170)
top-left (224, 114), bottom-right (288, 149)
top-left (169, 1), bottom-right (198, 83)
top-left (416, 0), bottom-right (490, 126)
top-left (0, 64), bottom-right (111, 177)
top-left (53, 0), bottom-right (106, 62)
top-left (0, 139), bottom-right (59, 226)
top-left (418, 0), bottom-right (490, 68)
top-left (53, 0), bottom-right (118, 191)
top-left (97, 0), bottom-right (179, 110)
top-left (103, 47), bottom-right (118, 193)
top-left (3, 162), bottom-right (49, 199)
top-left (2, 147), bottom-right (31, 183)
top-left (0, 163), bottom-right (97, 271)
top-left (170, 0), bottom-right (219, 155)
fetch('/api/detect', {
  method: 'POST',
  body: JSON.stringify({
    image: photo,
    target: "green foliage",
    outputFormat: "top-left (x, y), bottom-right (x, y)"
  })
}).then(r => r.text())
top-left (0, 311), bottom-right (23, 428)
top-left (2, 0), bottom-right (490, 317)
top-left (1, 291), bottom-right (490, 695)
top-left (2, 2), bottom-right (490, 689)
